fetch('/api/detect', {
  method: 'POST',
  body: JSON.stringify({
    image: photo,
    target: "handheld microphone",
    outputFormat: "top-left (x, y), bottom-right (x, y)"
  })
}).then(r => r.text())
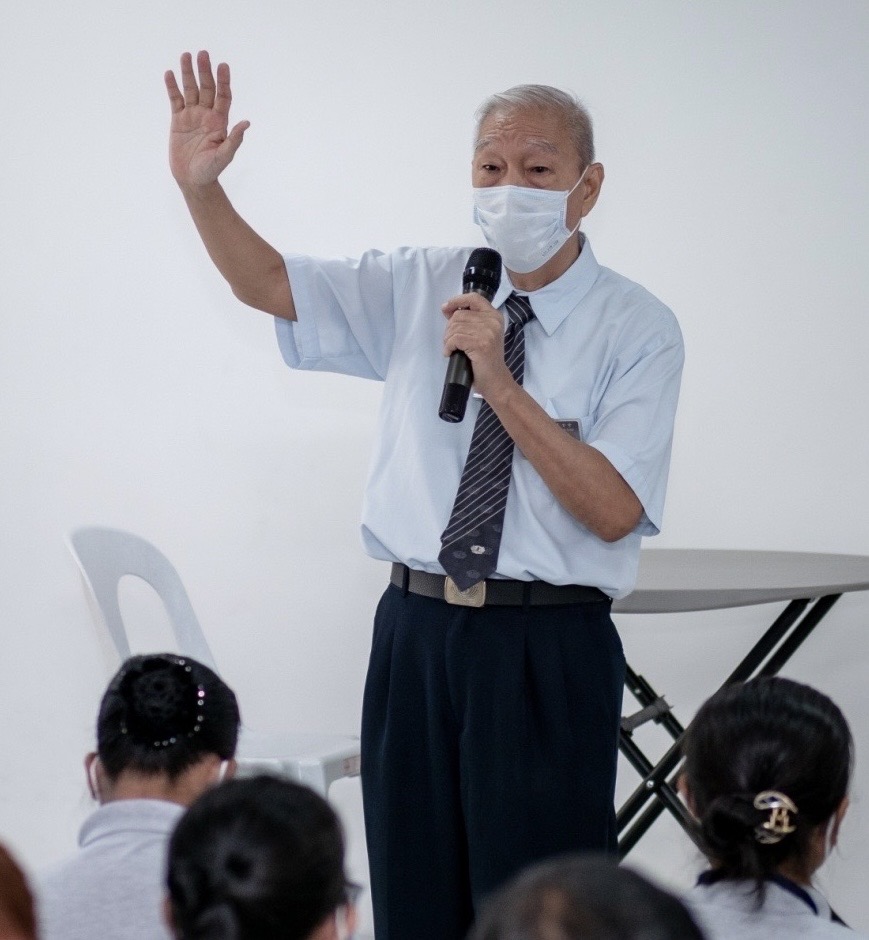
top-left (438, 247), bottom-right (502, 423)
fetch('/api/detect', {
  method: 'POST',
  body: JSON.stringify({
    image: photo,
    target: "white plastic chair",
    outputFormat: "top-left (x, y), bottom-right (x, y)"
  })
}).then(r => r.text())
top-left (67, 526), bottom-right (361, 795)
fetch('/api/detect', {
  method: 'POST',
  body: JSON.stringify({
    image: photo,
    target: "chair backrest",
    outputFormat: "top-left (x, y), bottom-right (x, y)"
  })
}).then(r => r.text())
top-left (67, 526), bottom-right (219, 672)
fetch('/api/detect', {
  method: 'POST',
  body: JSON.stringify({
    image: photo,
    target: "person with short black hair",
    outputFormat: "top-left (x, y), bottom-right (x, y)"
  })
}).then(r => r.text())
top-left (469, 854), bottom-right (705, 940)
top-left (680, 676), bottom-right (867, 938)
top-left (38, 654), bottom-right (240, 940)
top-left (165, 775), bottom-right (359, 940)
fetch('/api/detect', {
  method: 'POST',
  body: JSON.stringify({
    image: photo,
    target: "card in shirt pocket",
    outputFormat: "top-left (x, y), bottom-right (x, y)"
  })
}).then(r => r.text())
top-left (516, 400), bottom-right (594, 460)
top-left (555, 419), bottom-right (582, 441)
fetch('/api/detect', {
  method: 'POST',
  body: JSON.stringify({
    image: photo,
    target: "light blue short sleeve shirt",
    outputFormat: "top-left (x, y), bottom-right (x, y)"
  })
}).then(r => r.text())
top-left (275, 238), bottom-right (683, 598)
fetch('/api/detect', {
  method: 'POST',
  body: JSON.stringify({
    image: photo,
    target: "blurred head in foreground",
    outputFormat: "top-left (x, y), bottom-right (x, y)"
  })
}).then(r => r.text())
top-left (468, 854), bottom-right (704, 940)
top-left (0, 843), bottom-right (37, 940)
top-left (166, 775), bottom-right (359, 940)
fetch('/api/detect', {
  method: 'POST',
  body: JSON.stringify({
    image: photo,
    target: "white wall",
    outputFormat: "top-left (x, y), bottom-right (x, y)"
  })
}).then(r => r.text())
top-left (2, 0), bottom-right (868, 932)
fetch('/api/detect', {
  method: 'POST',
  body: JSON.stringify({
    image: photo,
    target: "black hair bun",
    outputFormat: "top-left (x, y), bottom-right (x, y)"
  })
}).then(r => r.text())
top-left (700, 793), bottom-right (759, 853)
top-left (189, 902), bottom-right (239, 940)
top-left (117, 656), bottom-right (203, 746)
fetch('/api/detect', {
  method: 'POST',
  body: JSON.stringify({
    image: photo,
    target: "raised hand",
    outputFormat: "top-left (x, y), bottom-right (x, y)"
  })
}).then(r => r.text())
top-left (165, 51), bottom-right (250, 189)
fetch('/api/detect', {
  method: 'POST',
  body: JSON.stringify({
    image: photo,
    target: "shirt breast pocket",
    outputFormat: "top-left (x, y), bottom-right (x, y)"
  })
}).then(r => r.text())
top-left (517, 402), bottom-right (597, 545)
top-left (517, 400), bottom-right (595, 459)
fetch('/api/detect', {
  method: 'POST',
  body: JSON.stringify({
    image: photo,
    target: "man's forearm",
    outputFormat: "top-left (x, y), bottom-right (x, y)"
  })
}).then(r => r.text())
top-left (180, 181), bottom-right (296, 320)
top-left (486, 380), bottom-right (643, 542)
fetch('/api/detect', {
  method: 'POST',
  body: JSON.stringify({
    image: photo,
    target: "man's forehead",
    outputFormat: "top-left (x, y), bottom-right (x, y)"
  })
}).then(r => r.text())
top-left (474, 135), bottom-right (561, 155)
top-left (475, 107), bottom-right (572, 154)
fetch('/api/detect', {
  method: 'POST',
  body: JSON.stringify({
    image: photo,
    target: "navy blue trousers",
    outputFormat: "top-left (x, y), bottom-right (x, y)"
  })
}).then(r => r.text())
top-left (360, 584), bottom-right (625, 940)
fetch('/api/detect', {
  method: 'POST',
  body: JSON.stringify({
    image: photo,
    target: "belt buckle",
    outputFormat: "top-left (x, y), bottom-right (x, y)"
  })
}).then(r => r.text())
top-left (444, 577), bottom-right (486, 607)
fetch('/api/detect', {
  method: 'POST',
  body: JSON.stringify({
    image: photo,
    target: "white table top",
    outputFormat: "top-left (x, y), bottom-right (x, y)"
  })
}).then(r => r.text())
top-left (612, 549), bottom-right (869, 614)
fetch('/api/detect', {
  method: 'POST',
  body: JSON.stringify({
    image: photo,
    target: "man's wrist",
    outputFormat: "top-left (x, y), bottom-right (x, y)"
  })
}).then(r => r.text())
top-left (179, 179), bottom-right (225, 204)
top-left (482, 372), bottom-right (522, 412)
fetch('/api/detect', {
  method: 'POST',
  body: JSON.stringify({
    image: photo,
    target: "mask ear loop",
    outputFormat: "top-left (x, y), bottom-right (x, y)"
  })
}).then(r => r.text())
top-left (334, 906), bottom-right (353, 940)
top-left (824, 816), bottom-right (838, 861)
top-left (563, 163), bottom-right (591, 235)
top-left (87, 757), bottom-right (101, 802)
top-left (216, 760), bottom-right (229, 784)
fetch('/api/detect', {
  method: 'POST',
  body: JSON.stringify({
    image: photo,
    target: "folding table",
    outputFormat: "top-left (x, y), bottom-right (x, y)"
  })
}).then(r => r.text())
top-left (611, 549), bottom-right (869, 858)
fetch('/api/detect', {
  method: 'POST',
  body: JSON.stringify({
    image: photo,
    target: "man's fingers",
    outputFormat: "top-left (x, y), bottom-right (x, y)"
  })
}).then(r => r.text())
top-left (164, 70), bottom-right (184, 114)
top-left (206, 121), bottom-right (250, 174)
top-left (180, 51), bottom-right (200, 107)
top-left (169, 51), bottom-right (228, 115)
top-left (214, 61), bottom-right (233, 116)
top-left (443, 312), bottom-right (502, 357)
top-left (223, 120), bottom-right (250, 155)
top-left (197, 50), bottom-right (217, 109)
top-left (441, 293), bottom-right (497, 317)
top-left (443, 329), bottom-right (489, 359)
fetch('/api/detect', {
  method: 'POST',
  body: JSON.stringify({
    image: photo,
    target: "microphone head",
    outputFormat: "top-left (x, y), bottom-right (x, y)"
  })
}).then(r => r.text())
top-left (463, 248), bottom-right (501, 301)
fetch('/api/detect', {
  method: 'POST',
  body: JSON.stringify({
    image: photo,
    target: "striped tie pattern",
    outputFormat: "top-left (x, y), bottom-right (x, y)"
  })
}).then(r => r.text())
top-left (438, 293), bottom-right (535, 591)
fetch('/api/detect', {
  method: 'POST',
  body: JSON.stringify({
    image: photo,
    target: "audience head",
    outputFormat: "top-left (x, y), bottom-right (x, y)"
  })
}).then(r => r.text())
top-left (0, 842), bottom-right (37, 940)
top-left (469, 855), bottom-right (705, 940)
top-left (89, 653), bottom-right (240, 804)
top-left (166, 775), bottom-right (358, 940)
top-left (680, 676), bottom-right (853, 885)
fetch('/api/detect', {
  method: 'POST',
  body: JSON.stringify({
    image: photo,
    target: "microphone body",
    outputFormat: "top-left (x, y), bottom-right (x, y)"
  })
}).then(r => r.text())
top-left (439, 248), bottom-right (502, 423)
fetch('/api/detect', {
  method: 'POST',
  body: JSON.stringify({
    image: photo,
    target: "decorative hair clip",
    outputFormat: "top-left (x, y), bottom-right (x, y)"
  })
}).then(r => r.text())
top-left (753, 790), bottom-right (798, 844)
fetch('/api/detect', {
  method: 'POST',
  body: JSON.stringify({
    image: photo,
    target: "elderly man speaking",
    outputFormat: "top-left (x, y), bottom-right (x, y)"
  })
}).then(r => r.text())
top-left (165, 50), bottom-right (683, 940)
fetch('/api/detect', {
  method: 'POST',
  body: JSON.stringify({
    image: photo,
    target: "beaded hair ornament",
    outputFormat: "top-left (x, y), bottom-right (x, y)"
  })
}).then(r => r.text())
top-left (753, 790), bottom-right (798, 844)
top-left (115, 655), bottom-right (206, 749)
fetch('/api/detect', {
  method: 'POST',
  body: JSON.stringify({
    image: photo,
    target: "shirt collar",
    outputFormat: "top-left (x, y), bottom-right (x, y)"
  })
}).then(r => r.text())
top-left (492, 234), bottom-right (601, 336)
top-left (79, 799), bottom-right (185, 847)
top-left (696, 870), bottom-right (839, 922)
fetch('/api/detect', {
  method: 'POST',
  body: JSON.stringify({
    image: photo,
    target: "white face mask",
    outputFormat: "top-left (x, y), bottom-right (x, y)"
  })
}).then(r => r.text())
top-left (472, 166), bottom-right (589, 274)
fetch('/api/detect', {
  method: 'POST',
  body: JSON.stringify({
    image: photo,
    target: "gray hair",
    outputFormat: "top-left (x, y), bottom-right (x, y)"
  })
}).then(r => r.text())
top-left (474, 85), bottom-right (595, 169)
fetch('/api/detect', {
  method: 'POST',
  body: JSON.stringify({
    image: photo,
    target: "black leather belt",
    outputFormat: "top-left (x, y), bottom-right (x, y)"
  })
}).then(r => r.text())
top-left (390, 563), bottom-right (610, 608)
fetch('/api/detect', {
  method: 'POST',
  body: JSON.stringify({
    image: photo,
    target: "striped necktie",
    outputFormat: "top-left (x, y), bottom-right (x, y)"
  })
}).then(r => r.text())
top-left (438, 293), bottom-right (535, 592)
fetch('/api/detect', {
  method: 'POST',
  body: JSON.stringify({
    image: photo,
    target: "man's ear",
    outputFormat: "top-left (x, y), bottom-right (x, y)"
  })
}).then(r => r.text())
top-left (84, 752), bottom-right (100, 801)
top-left (578, 162), bottom-right (605, 219)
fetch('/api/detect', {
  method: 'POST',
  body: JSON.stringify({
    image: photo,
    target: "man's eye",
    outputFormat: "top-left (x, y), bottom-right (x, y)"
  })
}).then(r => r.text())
top-left (480, 164), bottom-right (499, 172)
top-left (530, 166), bottom-right (550, 174)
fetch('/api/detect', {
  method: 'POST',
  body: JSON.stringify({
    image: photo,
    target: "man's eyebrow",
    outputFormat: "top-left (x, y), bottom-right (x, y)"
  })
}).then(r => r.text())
top-left (473, 136), bottom-right (561, 155)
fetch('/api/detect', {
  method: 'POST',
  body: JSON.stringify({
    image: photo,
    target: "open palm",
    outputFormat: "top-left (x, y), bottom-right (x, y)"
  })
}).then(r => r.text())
top-left (165, 51), bottom-right (249, 188)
